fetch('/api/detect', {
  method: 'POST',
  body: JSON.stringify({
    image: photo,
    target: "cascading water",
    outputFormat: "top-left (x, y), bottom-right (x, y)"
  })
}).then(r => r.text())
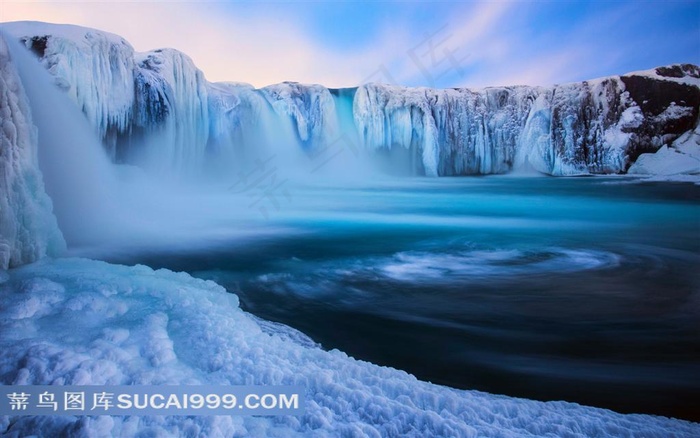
top-left (2, 32), bottom-right (385, 256)
top-left (3, 34), bottom-right (256, 253)
top-left (0, 32), bottom-right (65, 268)
top-left (3, 31), bottom-right (120, 247)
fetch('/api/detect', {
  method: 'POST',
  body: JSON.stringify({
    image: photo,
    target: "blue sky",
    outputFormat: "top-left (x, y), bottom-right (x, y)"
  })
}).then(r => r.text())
top-left (2, 0), bottom-right (698, 88)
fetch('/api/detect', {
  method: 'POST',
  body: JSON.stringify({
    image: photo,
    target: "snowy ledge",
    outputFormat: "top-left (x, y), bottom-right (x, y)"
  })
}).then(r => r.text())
top-left (1, 258), bottom-right (698, 437)
top-left (627, 122), bottom-right (700, 184)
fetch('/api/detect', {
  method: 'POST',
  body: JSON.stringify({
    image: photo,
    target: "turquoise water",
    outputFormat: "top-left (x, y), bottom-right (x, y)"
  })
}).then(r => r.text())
top-left (107, 176), bottom-right (700, 420)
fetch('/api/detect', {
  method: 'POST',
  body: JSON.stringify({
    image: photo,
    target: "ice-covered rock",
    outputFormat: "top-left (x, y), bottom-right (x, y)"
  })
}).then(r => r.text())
top-left (7, 21), bottom-right (136, 160)
top-left (261, 82), bottom-right (340, 150)
top-left (131, 48), bottom-right (210, 173)
top-left (354, 73), bottom-right (698, 176)
top-left (3, 22), bottom-right (211, 174)
top-left (0, 33), bottom-right (65, 269)
top-left (1, 258), bottom-right (698, 437)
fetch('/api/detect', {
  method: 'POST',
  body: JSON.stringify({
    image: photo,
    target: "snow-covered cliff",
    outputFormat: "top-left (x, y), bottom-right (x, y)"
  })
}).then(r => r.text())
top-left (12, 23), bottom-right (136, 159)
top-left (2, 21), bottom-right (699, 178)
top-left (355, 69), bottom-right (699, 176)
top-left (0, 33), bottom-right (65, 269)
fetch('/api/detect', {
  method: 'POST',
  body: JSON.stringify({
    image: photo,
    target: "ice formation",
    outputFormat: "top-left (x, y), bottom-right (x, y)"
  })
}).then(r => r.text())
top-left (628, 119), bottom-right (700, 175)
top-left (9, 22), bottom-right (136, 160)
top-left (0, 33), bottom-right (64, 269)
top-left (260, 82), bottom-right (339, 149)
top-left (1, 258), bottom-right (698, 437)
top-left (2, 21), bottom-right (698, 178)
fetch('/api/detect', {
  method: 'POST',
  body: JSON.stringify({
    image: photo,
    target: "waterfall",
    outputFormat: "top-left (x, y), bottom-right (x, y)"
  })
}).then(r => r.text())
top-left (3, 31), bottom-right (120, 248)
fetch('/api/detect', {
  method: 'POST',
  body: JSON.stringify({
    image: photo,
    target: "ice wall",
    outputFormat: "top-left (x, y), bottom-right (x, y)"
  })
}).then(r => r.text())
top-left (11, 22), bottom-right (135, 160)
top-left (4, 22), bottom-right (212, 175)
top-left (0, 33), bottom-right (65, 269)
top-left (261, 82), bottom-right (339, 150)
top-left (354, 74), bottom-right (698, 176)
top-left (3, 21), bottom-right (699, 178)
top-left (131, 48), bottom-right (210, 174)
top-left (354, 84), bottom-right (540, 176)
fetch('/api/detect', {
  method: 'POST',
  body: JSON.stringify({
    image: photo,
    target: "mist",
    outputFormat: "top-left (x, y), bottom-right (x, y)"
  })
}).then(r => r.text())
top-left (4, 36), bottom-right (387, 258)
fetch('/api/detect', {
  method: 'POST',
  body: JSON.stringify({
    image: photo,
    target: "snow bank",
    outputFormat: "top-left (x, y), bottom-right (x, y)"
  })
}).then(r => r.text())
top-left (625, 64), bottom-right (700, 87)
top-left (629, 122), bottom-right (700, 176)
top-left (0, 33), bottom-right (65, 269)
top-left (628, 145), bottom-right (700, 176)
top-left (1, 258), bottom-right (698, 437)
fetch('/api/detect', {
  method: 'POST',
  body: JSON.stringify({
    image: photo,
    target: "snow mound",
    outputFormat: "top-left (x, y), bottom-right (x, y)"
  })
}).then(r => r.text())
top-left (629, 123), bottom-right (700, 176)
top-left (1, 258), bottom-right (698, 437)
top-left (625, 64), bottom-right (700, 87)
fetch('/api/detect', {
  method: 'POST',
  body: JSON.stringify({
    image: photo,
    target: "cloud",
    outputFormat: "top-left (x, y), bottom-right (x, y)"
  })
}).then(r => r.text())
top-left (0, 1), bottom-right (400, 87)
top-left (0, 1), bottom-right (525, 89)
top-left (1, 0), bottom-right (697, 90)
top-left (453, 0), bottom-right (700, 89)
top-left (386, 1), bottom-right (514, 87)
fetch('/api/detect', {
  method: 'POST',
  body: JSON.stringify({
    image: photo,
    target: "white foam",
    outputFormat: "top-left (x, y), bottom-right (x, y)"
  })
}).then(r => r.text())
top-left (380, 248), bottom-right (621, 281)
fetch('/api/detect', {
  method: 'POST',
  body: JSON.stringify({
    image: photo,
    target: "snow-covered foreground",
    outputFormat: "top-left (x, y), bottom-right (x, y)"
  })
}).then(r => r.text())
top-left (1, 258), bottom-right (698, 437)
